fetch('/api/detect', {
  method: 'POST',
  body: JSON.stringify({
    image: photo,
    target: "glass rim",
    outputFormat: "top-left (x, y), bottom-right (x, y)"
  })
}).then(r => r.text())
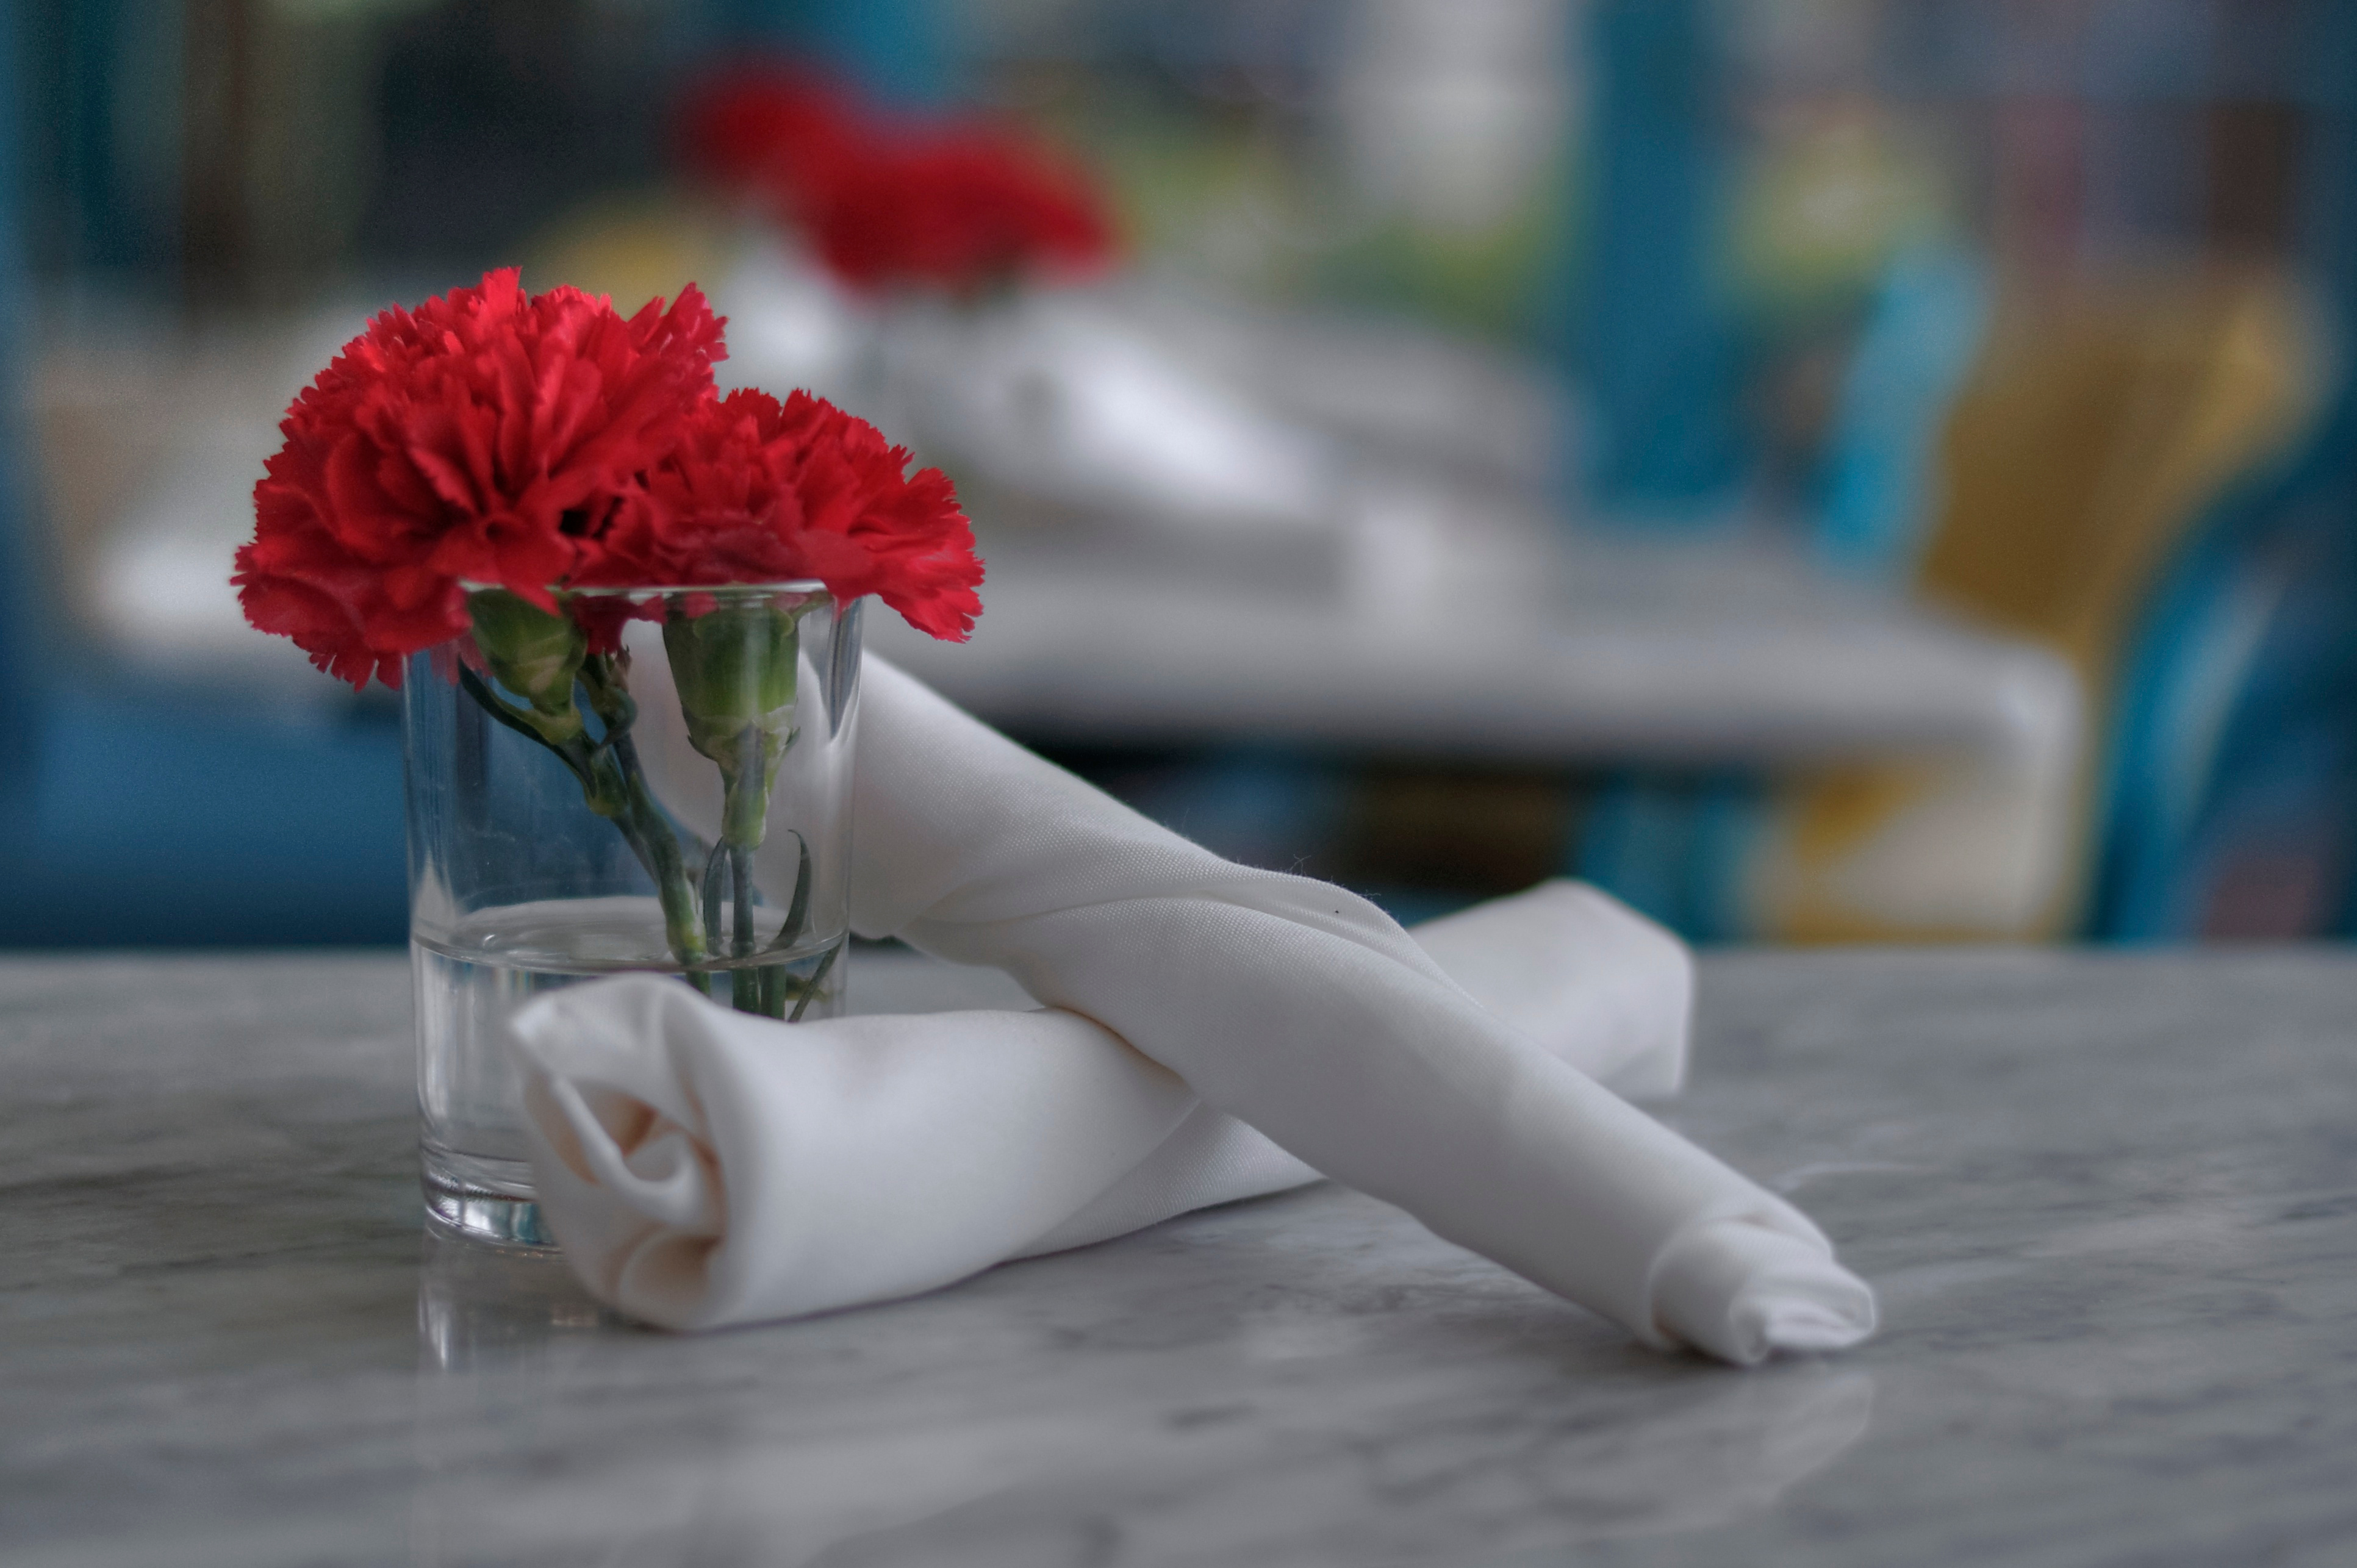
top-left (457, 579), bottom-right (834, 600)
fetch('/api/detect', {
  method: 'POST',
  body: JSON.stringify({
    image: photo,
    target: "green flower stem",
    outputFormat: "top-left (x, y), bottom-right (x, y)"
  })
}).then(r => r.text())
top-left (611, 744), bottom-right (711, 981)
top-left (575, 654), bottom-right (711, 983)
top-left (663, 599), bottom-right (803, 1017)
top-left (462, 596), bottom-right (711, 984)
top-left (787, 940), bottom-right (840, 1023)
top-left (730, 845), bottom-right (756, 956)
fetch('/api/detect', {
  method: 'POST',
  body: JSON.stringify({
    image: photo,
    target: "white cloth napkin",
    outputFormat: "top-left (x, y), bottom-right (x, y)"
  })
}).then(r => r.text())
top-left (514, 657), bottom-right (1875, 1364)
top-left (511, 881), bottom-right (1685, 1322)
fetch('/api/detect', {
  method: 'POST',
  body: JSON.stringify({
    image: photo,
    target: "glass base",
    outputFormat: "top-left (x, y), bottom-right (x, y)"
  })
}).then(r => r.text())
top-left (421, 1146), bottom-right (558, 1250)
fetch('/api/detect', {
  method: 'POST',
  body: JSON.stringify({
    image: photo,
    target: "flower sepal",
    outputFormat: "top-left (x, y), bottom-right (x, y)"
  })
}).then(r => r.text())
top-left (467, 589), bottom-right (590, 747)
top-left (662, 598), bottom-right (803, 849)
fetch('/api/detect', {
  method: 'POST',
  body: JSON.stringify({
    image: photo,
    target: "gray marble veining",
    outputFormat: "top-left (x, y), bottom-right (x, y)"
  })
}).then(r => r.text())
top-left (4, 946), bottom-right (2355, 1567)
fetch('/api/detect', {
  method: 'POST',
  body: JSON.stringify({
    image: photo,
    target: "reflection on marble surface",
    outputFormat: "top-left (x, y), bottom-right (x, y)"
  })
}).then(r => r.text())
top-left (5, 948), bottom-right (2357, 1566)
top-left (404, 1205), bottom-right (1871, 1568)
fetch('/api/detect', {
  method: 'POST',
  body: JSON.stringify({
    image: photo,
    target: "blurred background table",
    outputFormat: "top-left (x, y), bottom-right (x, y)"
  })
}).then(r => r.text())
top-left (865, 528), bottom-right (2073, 767)
top-left (13, 0), bottom-right (2357, 953)
top-left (6, 944), bottom-right (2352, 1567)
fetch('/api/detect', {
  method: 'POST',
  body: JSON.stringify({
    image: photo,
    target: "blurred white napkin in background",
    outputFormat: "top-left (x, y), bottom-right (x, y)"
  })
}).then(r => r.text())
top-left (879, 292), bottom-right (1340, 531)
top-left (517, 659), bottom-right (1874, 1364)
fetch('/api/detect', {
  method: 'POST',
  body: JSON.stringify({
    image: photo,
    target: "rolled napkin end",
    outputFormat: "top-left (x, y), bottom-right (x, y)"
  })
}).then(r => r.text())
top-left (1649, 1215), bottom-right (1879, 1366)
top-left (509, 978), bottom-right (736, 1330)
top-left (509, 975), bottom-right (1211, 1331)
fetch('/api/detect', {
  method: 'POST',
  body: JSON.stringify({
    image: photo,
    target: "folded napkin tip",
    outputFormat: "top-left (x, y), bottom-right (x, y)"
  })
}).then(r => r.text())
top-left (1764, 1308), bottom-right (1878, 1355)
top-left (1650, 1215), bottom-right (1878, 1366)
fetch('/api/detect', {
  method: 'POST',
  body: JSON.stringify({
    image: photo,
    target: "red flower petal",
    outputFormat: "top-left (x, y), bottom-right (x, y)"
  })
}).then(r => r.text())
top-left (236, 271), bottom-right (728, 688)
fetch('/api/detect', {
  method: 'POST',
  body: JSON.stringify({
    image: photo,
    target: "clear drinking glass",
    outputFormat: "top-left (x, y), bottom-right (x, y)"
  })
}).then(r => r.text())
top-left (403, 583), bottom-right (860, 1245)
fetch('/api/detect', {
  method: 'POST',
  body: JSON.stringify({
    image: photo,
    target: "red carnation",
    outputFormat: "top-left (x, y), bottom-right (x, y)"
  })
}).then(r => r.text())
top-left (678, 68), bottom-right (1116, 297)
top-left (233, 269), bottom-right (725, 689)
top-left (580, 388), bottom-right (983, 642)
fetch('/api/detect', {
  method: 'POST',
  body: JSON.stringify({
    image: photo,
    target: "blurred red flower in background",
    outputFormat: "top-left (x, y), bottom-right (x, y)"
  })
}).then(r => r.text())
top-left (678, 66), bottom-right (862, 196)
top-left (679, 66), bottom-right (1117, 296)
top-left (808, 132), bottom-right (1115, 296)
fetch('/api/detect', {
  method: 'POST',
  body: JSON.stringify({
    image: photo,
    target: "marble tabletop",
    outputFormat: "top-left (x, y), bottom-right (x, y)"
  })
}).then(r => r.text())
top-left (4, 945), bottom-right (2354, 1567)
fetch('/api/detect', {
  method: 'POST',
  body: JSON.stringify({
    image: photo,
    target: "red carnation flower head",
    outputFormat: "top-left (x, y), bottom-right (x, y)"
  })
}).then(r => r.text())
top-left (676, 65), bottom-right (1116, 298)
top-left (579, 387), bottom-right (983, 642)
top-left (233, 268), bottom-right (726, 689)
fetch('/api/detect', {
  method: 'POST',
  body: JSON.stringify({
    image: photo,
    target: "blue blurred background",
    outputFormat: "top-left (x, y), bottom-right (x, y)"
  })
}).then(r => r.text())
top-left (5, 0), bottom-right (2356, 946)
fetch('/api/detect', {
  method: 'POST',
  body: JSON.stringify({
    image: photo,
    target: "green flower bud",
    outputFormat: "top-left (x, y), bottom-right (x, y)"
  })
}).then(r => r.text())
top-left (663, 598), bottom-right (802, 848)
top-left (467, 589), bottom-right (587, 746)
